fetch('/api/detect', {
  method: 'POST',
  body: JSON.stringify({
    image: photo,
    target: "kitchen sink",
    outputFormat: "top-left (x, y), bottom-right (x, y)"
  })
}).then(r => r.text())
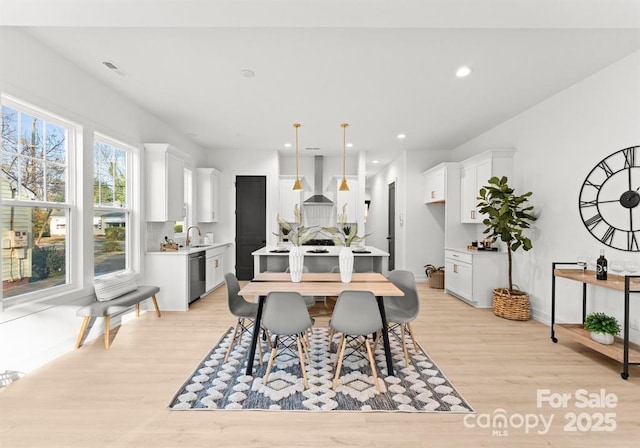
top-left (189, 244), bottom-right (211, 248)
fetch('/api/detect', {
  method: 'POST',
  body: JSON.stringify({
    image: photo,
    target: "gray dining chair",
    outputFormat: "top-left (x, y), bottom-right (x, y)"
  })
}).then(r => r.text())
top-left (261, 291), bottom-right (314, 389)
top-left (223, 272), bottom-right (266, 364)
top-left (329, 290), bottom-right (384, 393)
top-left (377, 270), bottom-right (420, 368)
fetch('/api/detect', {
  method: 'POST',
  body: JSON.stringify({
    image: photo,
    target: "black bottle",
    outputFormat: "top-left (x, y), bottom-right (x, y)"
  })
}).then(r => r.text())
top-left (596, 249), bottom-right (608, 280)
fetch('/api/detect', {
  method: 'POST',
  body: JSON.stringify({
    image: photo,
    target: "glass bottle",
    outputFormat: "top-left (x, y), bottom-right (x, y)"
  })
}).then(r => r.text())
top-left (596, 249), bottom-right (608, 280)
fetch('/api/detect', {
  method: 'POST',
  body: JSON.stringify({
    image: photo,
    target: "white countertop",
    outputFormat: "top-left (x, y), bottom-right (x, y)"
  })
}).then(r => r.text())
top-left (147, 242), bottom-right (231, 255)
top-left (252, 246), bottom-right (389, 257)
top-left (445, 246), bottom-right (504, 255)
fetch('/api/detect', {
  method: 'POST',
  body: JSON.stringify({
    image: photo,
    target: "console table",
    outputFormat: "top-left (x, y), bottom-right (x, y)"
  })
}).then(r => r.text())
top-left (551, 262), bottom-right (640, 380)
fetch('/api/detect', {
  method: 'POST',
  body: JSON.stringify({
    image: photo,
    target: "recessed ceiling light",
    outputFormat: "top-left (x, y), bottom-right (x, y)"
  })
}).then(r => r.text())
top-left (456, 66), bottom-right (472, 78)
top-left (397, 133), bottom-right (406, 140)
top-left (346, 143), bottom-right (353, 148)
top-left (284, 143), bottom-right (292, 148)
top-left (102, 60), bottom-right (127, 76)
top-left (372, 160), bottom-right (379, 164)
top-left (241, 69), bottom-right (255, 78)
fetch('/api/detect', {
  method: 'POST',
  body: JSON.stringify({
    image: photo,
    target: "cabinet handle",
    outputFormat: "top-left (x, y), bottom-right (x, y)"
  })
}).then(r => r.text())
top-left (215, 260), bottom-right (219, 268)
top-left (431, 191), bottom-right (435, 198)
top-left (470, 210), bottom-right (475, 219)
top-left (453, 264), bottom-right (458, 273)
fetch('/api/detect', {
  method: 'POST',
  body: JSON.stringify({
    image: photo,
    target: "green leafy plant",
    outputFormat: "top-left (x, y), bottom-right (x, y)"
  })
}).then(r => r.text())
top-left (274, 204), bottom-right (318, 246)
top-left (321, 204), bottom-right (371, 246)
top-left (477, 176), bottom-right (537, 292)
top-left (584, 312), bottom-right (621, 336)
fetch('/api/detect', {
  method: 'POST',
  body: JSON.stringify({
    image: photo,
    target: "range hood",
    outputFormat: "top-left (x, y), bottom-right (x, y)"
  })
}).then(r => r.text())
top-left (303, 155), bottom-right (333, 205)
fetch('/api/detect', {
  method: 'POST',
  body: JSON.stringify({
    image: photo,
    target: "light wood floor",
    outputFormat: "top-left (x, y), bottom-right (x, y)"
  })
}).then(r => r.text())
top-left (1, 283), bottom-right (639, 447)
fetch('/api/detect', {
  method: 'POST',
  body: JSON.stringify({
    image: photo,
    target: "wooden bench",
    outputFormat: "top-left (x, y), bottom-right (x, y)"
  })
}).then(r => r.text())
top-left (75, 285), bottom-right (161, 349)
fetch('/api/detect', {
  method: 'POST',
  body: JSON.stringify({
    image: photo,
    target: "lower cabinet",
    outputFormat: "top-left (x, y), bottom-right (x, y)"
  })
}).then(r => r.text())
top-left (145, 244), bottom-right (228, 311)
top-left (444, 249), bottom-right (507, 308)
top-left (205, 247), bottom-right (225, 292)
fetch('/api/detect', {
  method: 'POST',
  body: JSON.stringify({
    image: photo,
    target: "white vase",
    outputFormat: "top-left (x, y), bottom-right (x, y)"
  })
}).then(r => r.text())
top-left (590, 331), bottom-right (614, 345)
top-left (288, 246), bottom-right (304, 283)
top-left (339, 246), bottom-right (354, 283)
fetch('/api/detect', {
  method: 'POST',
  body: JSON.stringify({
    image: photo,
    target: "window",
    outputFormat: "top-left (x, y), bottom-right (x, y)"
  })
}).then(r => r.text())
top-left (1, 97), bottom-right (75, 303)
top-left (93, 135), bottom-right (133, 277)
top-left (174, 167), bottom-right (192, 235)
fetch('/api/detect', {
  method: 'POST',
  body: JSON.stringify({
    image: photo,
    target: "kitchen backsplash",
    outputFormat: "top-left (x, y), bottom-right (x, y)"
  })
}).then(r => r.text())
top-left (146, 221), bottom-right (177, 252)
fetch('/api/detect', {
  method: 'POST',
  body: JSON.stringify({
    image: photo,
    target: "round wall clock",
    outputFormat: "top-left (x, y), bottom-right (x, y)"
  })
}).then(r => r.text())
top-left (579, 145), bottom-right (640, 252)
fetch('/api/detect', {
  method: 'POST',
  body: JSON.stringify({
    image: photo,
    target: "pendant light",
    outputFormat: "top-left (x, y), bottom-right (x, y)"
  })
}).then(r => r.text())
top-left (339, 123), bottom-right (349, 191)
top-left (292, 123), bottom-right (303, 191)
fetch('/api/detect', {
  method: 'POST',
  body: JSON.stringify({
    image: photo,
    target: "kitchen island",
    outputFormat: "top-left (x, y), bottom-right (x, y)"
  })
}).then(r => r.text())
top-left (251, 246), bottom-right (389, 275)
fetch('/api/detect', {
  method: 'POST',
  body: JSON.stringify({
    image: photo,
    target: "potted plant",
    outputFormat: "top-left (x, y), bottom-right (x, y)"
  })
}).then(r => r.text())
top-left (275, 204), bottom-right (318, 282)
top-left (584, 312), bottom-right (620, 345)
top-left (321, 204), bottom-right (371, 282)
top-left (477, 176), bottom-right (537, 321)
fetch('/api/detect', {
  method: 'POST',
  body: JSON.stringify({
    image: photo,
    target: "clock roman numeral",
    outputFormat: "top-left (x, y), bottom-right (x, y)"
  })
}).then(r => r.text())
top-left (579, 199), bottom-right (598, 208)
top-left (585, 180), bottom-right (601, 191)
top-left (628, 231), bottom-right (640, 252)
top-left (584, 213), bottom-right (603, 230)
top-left (623, 147), bottom-right (637, 168)
top-left (601, 226), bottom-right (615, 245)
top-left (597, 160), bottom-right (614, 177)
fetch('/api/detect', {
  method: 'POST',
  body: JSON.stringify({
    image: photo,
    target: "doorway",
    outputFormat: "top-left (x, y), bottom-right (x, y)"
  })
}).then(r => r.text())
top-left (387, 181), bottom-right (395, 271)
top-left (235, 176), bottom-right (266, 280)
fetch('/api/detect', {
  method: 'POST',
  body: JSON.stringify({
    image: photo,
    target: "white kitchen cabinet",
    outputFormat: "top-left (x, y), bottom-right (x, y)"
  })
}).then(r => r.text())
top-left (444, 248), bottom-right (508, 308)
top-left (205, 246), bottom-right (225, 292)
top-left (335, 177), bottom-right (359, 221)
top-left (279, 177), bottom-right (304, 222)
top-left (423, 164), bottom-right (447, 204)
top-left (196, 167), bottom-right (220, 223)
top-left (145, 243), bottom-right (229, 311)
top-left (460, 149), bottom-right (514, 223)
top-left (144, 143), bottom-right (185, 222)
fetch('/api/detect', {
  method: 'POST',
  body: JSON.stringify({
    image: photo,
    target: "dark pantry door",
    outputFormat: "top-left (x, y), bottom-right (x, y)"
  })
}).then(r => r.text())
top-left (387, 181), bottom-right (395, 271)
top-left (235, 176), bottom-right (266, 280)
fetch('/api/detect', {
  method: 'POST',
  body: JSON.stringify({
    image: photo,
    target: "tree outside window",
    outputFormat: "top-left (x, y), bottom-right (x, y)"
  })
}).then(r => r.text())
top-left (1, 101), bottom-right (70, 301)
top-left (93, 136), bottom-right (130, 277)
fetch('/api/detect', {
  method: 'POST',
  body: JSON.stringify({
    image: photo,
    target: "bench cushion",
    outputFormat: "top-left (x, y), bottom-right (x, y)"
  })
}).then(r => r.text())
top-left (94, 272), bottom-right (138, 301)
top-left (76, 285), bottom-right (160, 317)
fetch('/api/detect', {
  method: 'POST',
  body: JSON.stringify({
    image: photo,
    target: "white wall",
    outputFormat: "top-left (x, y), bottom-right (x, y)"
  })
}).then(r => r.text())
top-left (0, 28), bottom-right (205, 373)
top-left (201, 148), bottom-right (280, 274)
top-left (367, 148), bottom-right (451, 280)
top-left (451, 51), bottom-right (640, 342)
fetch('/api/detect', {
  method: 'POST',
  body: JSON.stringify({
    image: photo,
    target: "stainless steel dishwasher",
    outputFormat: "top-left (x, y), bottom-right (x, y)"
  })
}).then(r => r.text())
top-left (189, 251), bottom-right (206, 304)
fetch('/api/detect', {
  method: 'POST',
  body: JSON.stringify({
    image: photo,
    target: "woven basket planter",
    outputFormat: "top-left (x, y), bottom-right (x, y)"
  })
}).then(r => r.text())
top-left (429, 270), bottom-right (445, 289)
top-left (492, 288), bottom-right (530, 321)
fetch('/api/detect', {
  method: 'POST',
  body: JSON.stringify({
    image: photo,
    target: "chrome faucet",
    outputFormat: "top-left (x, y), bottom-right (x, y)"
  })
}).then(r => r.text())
top-left (185, 225), bottom-right (201, 247)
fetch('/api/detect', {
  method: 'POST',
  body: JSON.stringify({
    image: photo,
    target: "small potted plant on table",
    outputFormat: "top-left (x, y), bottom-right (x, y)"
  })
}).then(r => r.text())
top-left (275, 204), bottom-right (318, 282)
top-left (584, 312), bottom-right (621, 345)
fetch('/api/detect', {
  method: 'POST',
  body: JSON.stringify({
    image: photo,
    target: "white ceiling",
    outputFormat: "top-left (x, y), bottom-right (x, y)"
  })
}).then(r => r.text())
top-left (2, 0), bottom-right (640, 173)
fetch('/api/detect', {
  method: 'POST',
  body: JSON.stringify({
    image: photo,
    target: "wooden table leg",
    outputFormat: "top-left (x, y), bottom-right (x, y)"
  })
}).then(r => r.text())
top-left (245, 295), bottom-right (265, 376)
top-left (376, 295), bottom-right (394, 376)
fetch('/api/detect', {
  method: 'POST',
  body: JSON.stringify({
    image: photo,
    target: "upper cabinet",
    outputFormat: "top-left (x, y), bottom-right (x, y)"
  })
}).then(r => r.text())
top-left (196, 167), bottom-right (220, 223)
top-left (423, 163), bottom-right (448, 204)
top-left (144, 143), bottom-right (185, 222)
top-left (279, 177), bottom-right (304, 222)
top-left (335, 176), bottom-right (359, 222)
top-left (460, 149), bottom-right (514, 223)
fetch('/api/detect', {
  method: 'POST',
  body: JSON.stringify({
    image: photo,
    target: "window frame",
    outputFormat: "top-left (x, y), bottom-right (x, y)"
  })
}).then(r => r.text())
top-left (1, 95), bottom-right (78, 310)
top-left (92, 132), bottom-right (140, 279)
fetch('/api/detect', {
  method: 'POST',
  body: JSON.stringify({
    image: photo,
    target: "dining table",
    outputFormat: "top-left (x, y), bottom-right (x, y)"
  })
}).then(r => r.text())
top-left (238, 272), bottom-right (404, 376)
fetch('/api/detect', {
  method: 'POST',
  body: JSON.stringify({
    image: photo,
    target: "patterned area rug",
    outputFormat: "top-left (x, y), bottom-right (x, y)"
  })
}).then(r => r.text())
top-left (168, 327), bottom-right (474, 412)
